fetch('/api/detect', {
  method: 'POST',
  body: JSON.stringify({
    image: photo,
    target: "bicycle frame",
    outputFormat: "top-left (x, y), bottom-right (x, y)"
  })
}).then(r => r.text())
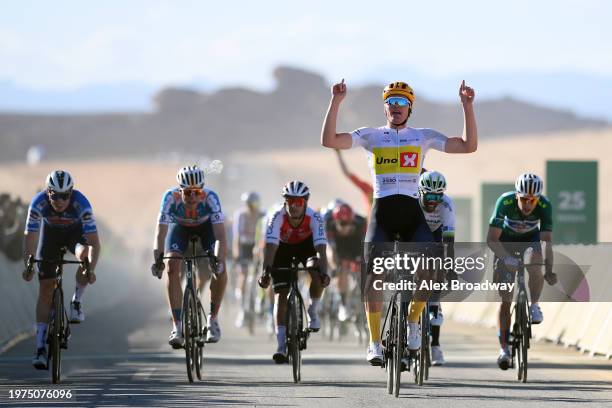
top-left (164, 236), bottom-right (218, 383)
top-left (29, 248), bottom-right (88, 384)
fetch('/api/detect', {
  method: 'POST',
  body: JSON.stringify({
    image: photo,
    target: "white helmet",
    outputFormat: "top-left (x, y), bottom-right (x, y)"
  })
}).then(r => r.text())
top-left (177, 165), bottom-right (205, 189)
top-left (241, 191), bottom-right (260, 205)
top-left (515, 173), bottom-right (543, 197)
top-left (418, 170), bottom-right (447, 194)
top-left (46, 170), bottom-right (74, 193)
top-left (282, 180), bottom-right (310, 199)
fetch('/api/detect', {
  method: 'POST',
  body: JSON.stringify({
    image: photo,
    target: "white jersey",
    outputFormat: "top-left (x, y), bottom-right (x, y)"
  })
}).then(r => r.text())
top-left (421, 195), bottom-right (455, 237)
top-left (232, 208), bottom-right (265, 245)
top-left (351, 127), bottom-right (448, 198)
top-left (265, 207), bottom-right (327, 246)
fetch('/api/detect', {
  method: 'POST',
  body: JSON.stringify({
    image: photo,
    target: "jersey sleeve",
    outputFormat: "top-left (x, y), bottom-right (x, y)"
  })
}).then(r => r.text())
top-left (489, 194), bottom-right (507, 229)
top-left (310, 211), bottom-right (328, 246)
top-left (264, 210), bottom-right (283, 245)
top-left (206, 191), bottom-right (225, 224)
top-left (157, 190), bottom-right (174, 225)
top-left (25, 196), bottom-right (43, 233)
top-left (539, 196), bottom-right (553, 232)
top-left (351, 127), bottom-right (374, 149)
top-left (420, 128), bottom-right (448, 152)
top-left (76, 193), bottom-right (97, 234)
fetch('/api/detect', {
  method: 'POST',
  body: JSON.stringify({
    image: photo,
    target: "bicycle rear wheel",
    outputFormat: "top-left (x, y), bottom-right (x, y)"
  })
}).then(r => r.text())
top-left (393, 301), bottom-right (406, 397)
top-left (50, 289), bottom-right (63, 384)
top-left (183, 290), bottom-right (195, 383)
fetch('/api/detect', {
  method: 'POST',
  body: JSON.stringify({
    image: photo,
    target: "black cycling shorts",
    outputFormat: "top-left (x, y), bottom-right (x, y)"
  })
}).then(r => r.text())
top-left (37, 222), bottom-right (88, 280)
top-left (271, 237), bottom-right (316, 293)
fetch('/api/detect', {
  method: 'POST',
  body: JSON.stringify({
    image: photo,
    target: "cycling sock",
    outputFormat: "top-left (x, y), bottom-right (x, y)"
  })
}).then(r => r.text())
top-left (431, 326), bottom-right (440, 347)
top-left (72, 283), bottom-right (87, 303)
top-left (366, 311), bottom-right (381, 343)
top-left (171, 309), bottom-right (182, 328)
top-left (276, 326), bottom-right (286, 350)
top-left (408, 301), bottom-right (426, 322)
top-left (210, 302), bottom-right (219, 319)
top-left (309, 298), bottom-right (320, 315)
top-left (36, 323), bottom-right (48, 349)
top-left (498, 330), bottom-right (510, 349)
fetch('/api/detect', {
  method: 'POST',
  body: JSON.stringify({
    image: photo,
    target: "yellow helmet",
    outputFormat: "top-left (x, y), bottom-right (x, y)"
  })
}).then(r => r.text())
top-left (382, 81), bottom-right (415, 104)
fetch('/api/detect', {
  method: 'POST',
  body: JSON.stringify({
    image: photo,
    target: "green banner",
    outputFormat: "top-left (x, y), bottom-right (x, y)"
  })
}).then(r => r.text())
top-left (481, 183), bottom-right (514, 241)
top-left (546, 160), bottom-right (598, 244)
top-left (453, 197), bottom-right (472, 242)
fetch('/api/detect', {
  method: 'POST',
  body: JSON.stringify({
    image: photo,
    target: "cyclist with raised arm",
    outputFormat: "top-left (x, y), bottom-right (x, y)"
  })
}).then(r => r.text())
top-left (335, 149), bottom-right (373, 211)
top-left (22, 170), bottom-right (101, 369)
top-left (321, 79), bottom-right (477, 365)
top-left (257, 181), bottom-right (331, 363)
top-left (487, 173), bottom-right (557, 370)
top-left (151, 166), bottom-right (228, 348)
top-left (418, 170), bottom-right (456, 366)
top-left (232, 191), bottom-right (265, 328)
top-left (326, 202), bottom-right (367, 322)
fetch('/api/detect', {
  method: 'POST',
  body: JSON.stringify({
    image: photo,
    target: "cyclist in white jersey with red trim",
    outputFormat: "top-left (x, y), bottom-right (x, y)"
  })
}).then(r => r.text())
top-left (257, 181), bottom-right (331, 363)
top-left (321, 79), bottom-right (477, 365)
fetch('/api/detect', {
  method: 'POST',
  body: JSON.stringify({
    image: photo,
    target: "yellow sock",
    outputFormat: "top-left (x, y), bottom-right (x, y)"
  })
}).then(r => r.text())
top-left (366, 311), bottom-right (382, 343)
top-left (408, 301), bottom-right (426, 322)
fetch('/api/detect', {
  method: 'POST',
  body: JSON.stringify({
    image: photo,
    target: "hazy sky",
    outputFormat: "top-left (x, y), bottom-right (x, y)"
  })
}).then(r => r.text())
top-left (1, 0), bottom-right (610, 94)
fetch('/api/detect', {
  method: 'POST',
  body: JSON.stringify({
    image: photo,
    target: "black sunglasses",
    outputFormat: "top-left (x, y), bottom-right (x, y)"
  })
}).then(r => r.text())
top-left (48, 190), bottom-right (71, 201)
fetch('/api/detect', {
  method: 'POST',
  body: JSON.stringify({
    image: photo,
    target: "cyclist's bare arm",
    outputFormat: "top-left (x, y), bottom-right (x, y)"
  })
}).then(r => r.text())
top-left (83, 231), bottom-right (101, 271)
top-left (212, 222), bottom-right (228, 266)
top-left (321, 79), bottom-right (353, 149)
top-left (23, 230), bottom-right (39, 263)
top-left (487, 226), bottom-right (512, 259)
top-left (540, 231), bottom-right (556, 281)
top-left (444, 81), bottom-right (478, 154)
top-left (262, 243), bottom-right (279, 271)
top-left (335, 149), bottom-right (352, 177)
top-left (153, 223), bottom-right (168, 260)
top-left (315, 244), bottom-right (329, 276)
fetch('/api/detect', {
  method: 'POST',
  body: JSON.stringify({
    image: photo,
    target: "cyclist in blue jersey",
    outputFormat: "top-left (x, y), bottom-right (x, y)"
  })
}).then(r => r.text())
top-left (151, 166), bottom-right (228, 348)
top-left (22, 170), bottom-right (101, 369)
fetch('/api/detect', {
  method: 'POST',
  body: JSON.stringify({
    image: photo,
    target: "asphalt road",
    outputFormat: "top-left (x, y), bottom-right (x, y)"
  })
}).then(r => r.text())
top-left (1, 286), bottom-right (610, 408)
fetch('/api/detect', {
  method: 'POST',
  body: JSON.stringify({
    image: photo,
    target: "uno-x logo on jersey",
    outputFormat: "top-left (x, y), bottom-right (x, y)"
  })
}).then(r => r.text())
top-left (373, 146), bottom-right (421, 174)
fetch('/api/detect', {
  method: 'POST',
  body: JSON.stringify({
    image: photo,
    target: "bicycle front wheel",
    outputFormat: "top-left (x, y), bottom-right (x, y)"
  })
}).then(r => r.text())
top-left (393, 302), bottom-right (407, 397)
top-left (385, 303), bottom-right (396, 395)
top-left (520, 302), bottom-right (530, 383)
top-left (50, 289), bottom-right (63, 384)
top-left (194, 298), bottom-right (204, 380)
top-left (183, 290), bottom-right (196, 383)
top-left (287, 295), bottom-right (302, 383)
top-left (418, 307), bottom-right (429, 385)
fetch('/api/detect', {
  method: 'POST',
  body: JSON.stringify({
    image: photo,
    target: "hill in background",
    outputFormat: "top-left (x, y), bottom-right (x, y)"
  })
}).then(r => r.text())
top-left (0, 66), bottom-right (608, 163)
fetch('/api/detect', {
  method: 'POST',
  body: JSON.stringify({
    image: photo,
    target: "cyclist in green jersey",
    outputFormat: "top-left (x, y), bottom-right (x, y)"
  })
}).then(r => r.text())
top-left (487, 173), bottom-right (558, 370)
